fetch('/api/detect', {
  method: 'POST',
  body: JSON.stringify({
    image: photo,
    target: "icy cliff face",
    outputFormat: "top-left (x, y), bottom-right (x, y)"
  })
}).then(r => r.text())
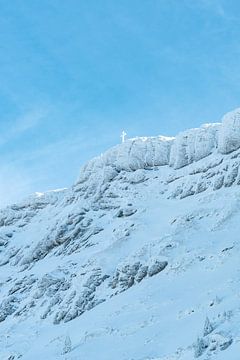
top-left (74, 108), bottom-right (240, 200)
top-left (218, 108), bottom-right (240, 154)
top-left (1, 109), bottom-right (240, 360)
top-left (169, 123), bottom-right (220, 169)
top-left (76, 108), bottom-right (240, 188)
top-left (76, 135), bottom-right (174, 198)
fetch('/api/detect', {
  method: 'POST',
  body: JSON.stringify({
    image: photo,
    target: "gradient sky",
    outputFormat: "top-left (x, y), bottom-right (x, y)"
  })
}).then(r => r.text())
top-left (1, 0), bottom-right (240, 206)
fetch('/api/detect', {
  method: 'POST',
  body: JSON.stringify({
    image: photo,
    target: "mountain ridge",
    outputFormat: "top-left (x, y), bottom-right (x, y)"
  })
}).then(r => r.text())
top-left (1, 108), bottom-right (240, 359)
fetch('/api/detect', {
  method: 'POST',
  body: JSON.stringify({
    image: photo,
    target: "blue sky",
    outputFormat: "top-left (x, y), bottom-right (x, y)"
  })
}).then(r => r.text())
top-left (1, 0), bottom-right (240, 205)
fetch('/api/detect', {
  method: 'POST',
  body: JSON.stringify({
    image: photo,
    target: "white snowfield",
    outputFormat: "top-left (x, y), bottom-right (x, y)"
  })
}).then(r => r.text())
top-left (1, 108), bottom-right (240, 359)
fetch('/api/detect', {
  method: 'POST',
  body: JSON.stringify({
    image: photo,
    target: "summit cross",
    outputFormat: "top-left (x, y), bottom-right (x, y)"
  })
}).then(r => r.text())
top-left (121, 131), bottom-right (127, 143)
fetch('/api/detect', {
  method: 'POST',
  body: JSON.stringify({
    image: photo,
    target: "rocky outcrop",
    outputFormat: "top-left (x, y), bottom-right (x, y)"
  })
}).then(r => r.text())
top-left (218, 108), bottom-right (240, 154)
top-left (169, 124), bottom-right (219, 169)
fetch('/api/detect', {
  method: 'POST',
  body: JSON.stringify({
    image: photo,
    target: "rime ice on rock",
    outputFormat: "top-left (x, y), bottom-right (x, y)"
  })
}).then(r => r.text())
top-left (169, 124), bottom-right (220, 169)
top-left (218, 108), bottom-right (240, 154)
top-left (76, 110), bottom-right (240, 193)
top-left (76, 136), bottom-right (174, 195)
top-left (1, 108), bottom-right (240, 359)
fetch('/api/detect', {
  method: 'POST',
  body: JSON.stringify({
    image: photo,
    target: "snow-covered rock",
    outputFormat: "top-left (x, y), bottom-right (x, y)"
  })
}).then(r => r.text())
top-left (2, 108), bottom-right (240, 359)
top-left (218, 108), bottom-right (240, 154)
top-left (169, 123), bottom-right (220, 169)
top-left (76, 136), bottom-right (174, 197)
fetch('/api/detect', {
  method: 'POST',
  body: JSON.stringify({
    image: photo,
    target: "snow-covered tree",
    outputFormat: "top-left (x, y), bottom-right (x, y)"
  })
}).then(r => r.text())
top-left (194, 337), bottom-right (207, 358)
top-left (62, 335), bottom-right (72, 354)
top-left (203, 316), bottom-right (214, 336)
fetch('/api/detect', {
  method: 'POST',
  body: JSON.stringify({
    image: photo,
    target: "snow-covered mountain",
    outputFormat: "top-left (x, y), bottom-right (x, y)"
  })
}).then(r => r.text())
top-left (1, 108), bottom-right (240, 359)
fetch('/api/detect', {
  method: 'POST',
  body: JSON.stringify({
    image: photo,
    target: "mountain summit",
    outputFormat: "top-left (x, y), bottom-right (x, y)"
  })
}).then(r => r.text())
top-left (1, 109), bottom-right (240, 359)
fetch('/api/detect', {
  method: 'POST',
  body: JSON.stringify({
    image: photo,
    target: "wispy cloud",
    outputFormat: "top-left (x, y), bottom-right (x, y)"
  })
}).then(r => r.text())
top-left (185, 0), bottom-right (226, 18)
top-left (0, 114), bottom-right (121, 208)
top-left (0, 108), bottom-right (47, 147)
top-left (201, 0), bottom-right (226, 16)
top-left (0, 163), bottom-right (33, 207)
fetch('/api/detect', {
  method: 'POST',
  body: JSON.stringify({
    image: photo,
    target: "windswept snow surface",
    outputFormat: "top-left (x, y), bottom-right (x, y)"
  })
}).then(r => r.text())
top-left (1, 109), bottom-right (240, 359)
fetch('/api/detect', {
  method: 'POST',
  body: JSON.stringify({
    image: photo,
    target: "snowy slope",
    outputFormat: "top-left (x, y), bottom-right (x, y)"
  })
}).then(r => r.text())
top-left (1, 109), bottom-right (240, 359)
